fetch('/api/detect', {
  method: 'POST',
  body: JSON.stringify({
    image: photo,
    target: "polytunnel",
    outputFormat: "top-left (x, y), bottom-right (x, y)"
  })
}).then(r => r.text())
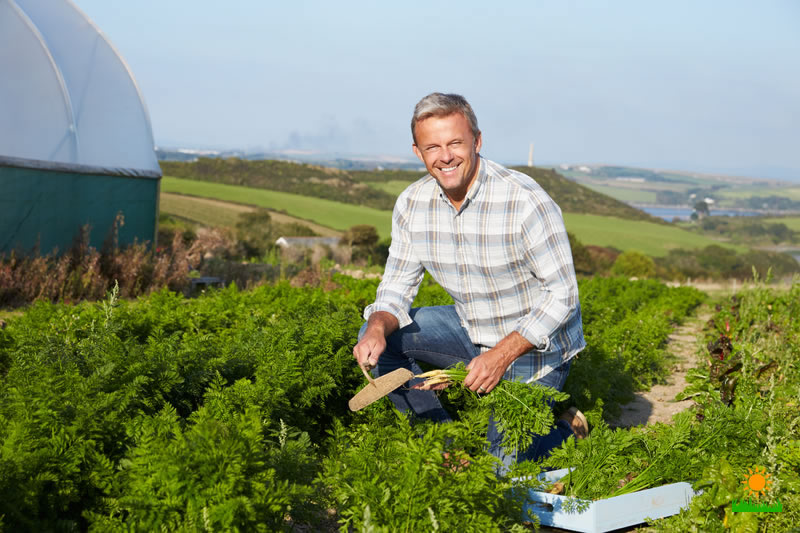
top-left (0, 0), bottom-right (161, 254)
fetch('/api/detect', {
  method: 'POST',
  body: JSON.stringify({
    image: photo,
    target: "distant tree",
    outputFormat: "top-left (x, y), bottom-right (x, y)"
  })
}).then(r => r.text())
top-left (567, 232), bottom-right (594, 275)
top-left (342, 225), bottom-right (379, 248)
top-left (341, 225), bottom-right (380, 265)
top-left (694, 200), bottom-right (710, 219)
top-left (236, 210), bottom-right (274, 258)
top-left (610, 250), bottom-right (656, 278)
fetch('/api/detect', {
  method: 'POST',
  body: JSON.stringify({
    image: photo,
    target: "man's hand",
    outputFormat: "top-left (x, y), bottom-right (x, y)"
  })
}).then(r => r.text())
top-left (463, 349), bottom-right (513, 393)
top-left (353, 329), bottom-right (386, 369)
top-left (352, 311), bottom-right (399, 368)
top-left (463, 331), bottom-right (535, 393)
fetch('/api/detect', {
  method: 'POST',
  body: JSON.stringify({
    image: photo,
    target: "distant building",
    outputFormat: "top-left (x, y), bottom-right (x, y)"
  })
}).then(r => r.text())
top-left (578, 165), bottom-right (592, 173)
top-left (275, 236), bottom-right (341, 248)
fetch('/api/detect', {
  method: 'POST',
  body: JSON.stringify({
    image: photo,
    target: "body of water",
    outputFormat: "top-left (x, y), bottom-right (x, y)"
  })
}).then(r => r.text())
top-left (641, 206), bottom-right (764, 221)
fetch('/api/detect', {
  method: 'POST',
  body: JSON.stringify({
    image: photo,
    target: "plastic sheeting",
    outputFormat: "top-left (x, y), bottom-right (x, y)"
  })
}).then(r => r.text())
top-left (0, 165), bottom-right (159, 253)
top-left (0, 0), bottom-right (161, 177)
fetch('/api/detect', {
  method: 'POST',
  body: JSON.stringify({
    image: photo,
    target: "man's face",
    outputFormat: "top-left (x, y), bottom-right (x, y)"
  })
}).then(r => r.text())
top-left (412, 112), bottom-right (482, 203)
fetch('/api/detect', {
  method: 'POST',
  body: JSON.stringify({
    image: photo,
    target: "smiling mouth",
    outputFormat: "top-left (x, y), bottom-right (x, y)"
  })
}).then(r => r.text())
top-left (439, 164), bottom-right (459, 172)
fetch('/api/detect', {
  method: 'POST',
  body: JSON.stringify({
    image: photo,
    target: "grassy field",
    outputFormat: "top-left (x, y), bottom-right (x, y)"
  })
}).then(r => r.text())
top-left (763, 216), bottom-right (800, 231)
top-left (718, 186), bottom-right (800, 201)
top-left (162, 177), bottom-right (392, 237)
top-left (162, 177), bottom-right (736, 256)
top-left (581, 183), bottom-right (658, 204)
top-left (160, 192), bottom-right (252, 228)
top-left (363, 180), bottom-right (414, 197)
top-left (563, 213), bottom-right (741, 256)
top-left (159, 192), bottom-right (342, 236)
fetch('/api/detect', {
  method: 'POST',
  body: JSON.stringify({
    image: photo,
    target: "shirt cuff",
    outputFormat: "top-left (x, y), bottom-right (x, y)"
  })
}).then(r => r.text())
top-left (363, 302), bottom-right (413, 330)
top-left (512, 322), bottom-right (552, 352)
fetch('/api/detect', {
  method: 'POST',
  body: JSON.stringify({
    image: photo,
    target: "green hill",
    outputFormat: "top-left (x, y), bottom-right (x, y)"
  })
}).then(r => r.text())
top-left (162, 177), bottom-right (738, 256)
top-left (160, 158), bottom-right (401, 210)
top-left (159, 158), bottom-right (665, 224)
top-left (510, 166), bottom-right (667, 224)
top-left (161, 177), bottom-right (393, 237)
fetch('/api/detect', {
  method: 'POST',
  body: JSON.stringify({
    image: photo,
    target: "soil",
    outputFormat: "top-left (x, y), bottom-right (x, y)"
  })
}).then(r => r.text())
top-left (609, 278), bottom-right (795, 428)
top-left (609, 305), bottom-right (712, 428)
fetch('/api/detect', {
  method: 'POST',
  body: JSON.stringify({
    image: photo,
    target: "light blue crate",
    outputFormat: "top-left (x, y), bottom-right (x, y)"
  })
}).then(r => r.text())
top-left (522, 468), bottom-right (696, 533)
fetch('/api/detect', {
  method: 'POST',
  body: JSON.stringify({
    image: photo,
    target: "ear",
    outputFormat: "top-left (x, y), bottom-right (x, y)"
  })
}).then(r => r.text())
top-left (412, 144), bottom-right (424, 163)
top-left (474, 131), bottom-right (482, 154)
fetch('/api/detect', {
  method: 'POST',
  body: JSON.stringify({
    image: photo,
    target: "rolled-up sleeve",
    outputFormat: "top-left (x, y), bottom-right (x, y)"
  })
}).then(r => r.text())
top-left (512, 195), bottom-right (580, 351)
top-left (363, 196), bottom-right (425, 328)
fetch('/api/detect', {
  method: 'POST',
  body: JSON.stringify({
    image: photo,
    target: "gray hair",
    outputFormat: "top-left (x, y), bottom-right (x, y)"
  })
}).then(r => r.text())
top-left (411, 93), bottom-right (480, 144)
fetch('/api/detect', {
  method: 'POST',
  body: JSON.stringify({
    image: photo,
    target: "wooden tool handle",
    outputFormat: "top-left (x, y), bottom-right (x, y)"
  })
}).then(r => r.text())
top-left (360, 363), bottom-right (377, 387)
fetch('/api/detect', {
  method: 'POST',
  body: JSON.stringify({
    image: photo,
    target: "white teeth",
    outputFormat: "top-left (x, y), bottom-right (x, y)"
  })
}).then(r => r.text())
top-left (440, 166), bottom-right (457, 172)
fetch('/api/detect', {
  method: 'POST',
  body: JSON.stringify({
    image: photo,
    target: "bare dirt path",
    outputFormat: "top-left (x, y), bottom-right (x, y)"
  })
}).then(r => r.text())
top-left (610, 305), bottom-right (712, 428)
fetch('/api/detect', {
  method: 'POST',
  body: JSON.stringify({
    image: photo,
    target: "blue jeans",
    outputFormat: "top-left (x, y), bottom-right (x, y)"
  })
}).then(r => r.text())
top-left (358, 305), bottom-right (574, 473)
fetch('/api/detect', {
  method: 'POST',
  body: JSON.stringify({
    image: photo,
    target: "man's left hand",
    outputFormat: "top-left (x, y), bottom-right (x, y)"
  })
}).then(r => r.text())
top-left (463, 331), bottom-right (535, 393)
top-left (463, 349), bottom-right (513, 393)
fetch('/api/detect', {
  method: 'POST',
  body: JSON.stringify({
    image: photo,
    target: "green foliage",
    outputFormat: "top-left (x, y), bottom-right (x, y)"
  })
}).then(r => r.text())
top-left (686, 215), bottom-right (798, 245)
top-left (694, 200), bottom-right (711, 216)
top-left (543, 280), bottom-right (800, 531)
top-left (341, 224), bottom-right (379, 247)
top-left (739, 194), bottom-right (800, 211)
top-left (320, 409), bottom-right (530, 532)
top-left (419, 364), bottom-right (569, 455)
top-left (162, 158), bottom-right (673, 227)
top-left (161, 157), bottom-right (400, 210)
top-left (566, 277), bottom-right (704, 422)
top-left (656, 244), bottom-right (800, 280)
top-left (88, 407), bottom-right (316, 531)
top-left (0, 283), bottom-right (365, 529)
top-left (3, 272), bottom-right (768, 531)
top-left (567, 231), bottom-right (596, 276)
top-left (610, 250), bottom-right (657, 278)
top-left (235, 209), bottom-right (318, 258)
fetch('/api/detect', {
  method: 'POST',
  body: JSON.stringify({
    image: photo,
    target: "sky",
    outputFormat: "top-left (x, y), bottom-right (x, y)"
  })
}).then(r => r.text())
top-left (72, 0), bottom-right (800, 181)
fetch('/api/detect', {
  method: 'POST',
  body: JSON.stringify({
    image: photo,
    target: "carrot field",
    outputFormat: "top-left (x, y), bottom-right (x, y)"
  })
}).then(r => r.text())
top-left (0, 276), bottom-right (796, 531)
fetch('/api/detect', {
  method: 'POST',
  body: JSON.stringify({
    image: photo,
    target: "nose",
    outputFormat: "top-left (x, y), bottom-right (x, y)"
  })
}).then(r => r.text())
top-left (440, 146), bottom-right (454, 162)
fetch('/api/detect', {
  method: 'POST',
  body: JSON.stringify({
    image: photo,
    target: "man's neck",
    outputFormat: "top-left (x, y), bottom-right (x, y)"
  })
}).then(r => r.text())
top-left (445, 157), bottom-right (482, 211)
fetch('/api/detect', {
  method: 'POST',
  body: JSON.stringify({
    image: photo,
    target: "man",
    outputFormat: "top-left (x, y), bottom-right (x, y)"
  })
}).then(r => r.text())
top-left (353, 92), bottom-right (586, 471)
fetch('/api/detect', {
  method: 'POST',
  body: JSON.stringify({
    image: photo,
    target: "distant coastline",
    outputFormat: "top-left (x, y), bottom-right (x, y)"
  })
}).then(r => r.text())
top-left (637, 205), bottom-right (769, 221)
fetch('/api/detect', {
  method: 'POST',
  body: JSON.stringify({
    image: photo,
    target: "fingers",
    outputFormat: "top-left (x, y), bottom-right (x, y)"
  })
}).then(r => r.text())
top-left (464, 368), bottom-right (498, 393)
top-left (353, 333), bottom-right (385, 368)
top-left (464, 354), bottom-right (503, 393)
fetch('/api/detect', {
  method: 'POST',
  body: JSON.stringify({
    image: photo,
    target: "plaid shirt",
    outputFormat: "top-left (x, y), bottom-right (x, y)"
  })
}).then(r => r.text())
top-left (364, 157), bottom-right (585, 383)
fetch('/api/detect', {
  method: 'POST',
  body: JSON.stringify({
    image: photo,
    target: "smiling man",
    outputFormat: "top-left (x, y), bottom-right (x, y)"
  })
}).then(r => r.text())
top-left (353, 92), bottom-right (586, 471)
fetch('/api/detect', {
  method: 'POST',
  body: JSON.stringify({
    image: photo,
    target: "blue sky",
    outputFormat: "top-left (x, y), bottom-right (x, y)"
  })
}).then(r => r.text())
top-left (73, 0), bottom-right (800, 181)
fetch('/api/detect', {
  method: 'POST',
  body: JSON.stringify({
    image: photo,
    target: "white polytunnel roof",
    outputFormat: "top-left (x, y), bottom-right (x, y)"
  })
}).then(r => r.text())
top-left (0, 0), bottom-right (161, 177)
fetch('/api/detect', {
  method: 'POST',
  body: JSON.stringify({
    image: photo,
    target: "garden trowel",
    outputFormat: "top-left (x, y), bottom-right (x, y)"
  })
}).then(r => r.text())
top-left (348, 364), bottom-right (414, 411)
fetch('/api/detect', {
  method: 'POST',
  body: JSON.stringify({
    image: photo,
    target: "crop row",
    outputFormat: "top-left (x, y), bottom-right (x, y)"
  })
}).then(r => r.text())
top-left (543, 280), bottom-right (800, 531)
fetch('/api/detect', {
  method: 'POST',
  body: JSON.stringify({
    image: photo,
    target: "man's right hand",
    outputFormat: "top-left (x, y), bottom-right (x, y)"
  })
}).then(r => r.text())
top-left (353, 329), bottom-right (387, 369)
top-left (352, 311), bottom-right (399, 368)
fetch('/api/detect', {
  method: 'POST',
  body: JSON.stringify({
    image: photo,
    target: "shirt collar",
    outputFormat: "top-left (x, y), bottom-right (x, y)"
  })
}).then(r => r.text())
top-left (436, 155), bottom-right (487, 211)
